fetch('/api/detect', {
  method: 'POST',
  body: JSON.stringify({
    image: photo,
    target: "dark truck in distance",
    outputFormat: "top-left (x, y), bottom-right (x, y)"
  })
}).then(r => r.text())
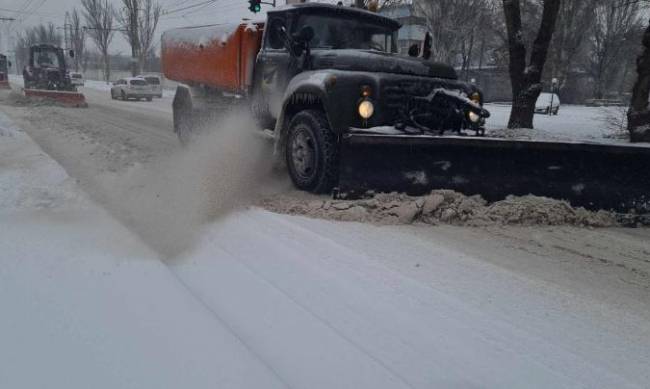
top-left (21, 44), bottom-right (87, 107)
top-left (162, 3), bottom-right (489, 193)
top-left (23, 45), bottom-right (76, 92)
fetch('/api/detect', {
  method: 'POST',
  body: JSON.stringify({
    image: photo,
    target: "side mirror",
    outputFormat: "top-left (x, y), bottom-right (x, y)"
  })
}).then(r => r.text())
top-left (7, 61), bottom-right (11, 68)
top-left (69, 50), bottom-right (75, 58)
top-left (421, 32), bottom-right (432, 60)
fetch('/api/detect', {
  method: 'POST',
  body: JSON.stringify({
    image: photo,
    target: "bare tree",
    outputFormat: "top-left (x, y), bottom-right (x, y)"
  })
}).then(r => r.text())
top-left (355, 0), bottom-right (403, 9)
top-left (415, 0), bottom-right (493, 65)
top-left (117, 0), bottom-right (140, 76)
top-left (82, 0), bottom-right (115, 82)
top-left (628, 19), bottom-right (650, 141)
top-left (14, 23), bottom-right (62, 70)
top-left (502, 0), bottom-right (561, 129)
top-left (138, 0), bottom-right (162, 73)
top-left (589, 1), bottom-right (643, 100)
top-left (458, 0), bottom-right (497, 78)
top-left (547, 0), bottom-right (598, 91)
top-left (69, 8), bottom-right (86, 73)
top-left (117, 0), bottom-right (162, 75)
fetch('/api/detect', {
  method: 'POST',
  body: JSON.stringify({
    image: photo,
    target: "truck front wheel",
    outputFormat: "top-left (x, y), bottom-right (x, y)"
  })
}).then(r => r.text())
top-left (285, 110), bottom-right (339, 193)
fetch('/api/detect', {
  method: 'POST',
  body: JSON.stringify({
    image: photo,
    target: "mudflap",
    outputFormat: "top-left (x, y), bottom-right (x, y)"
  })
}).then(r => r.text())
top-left (24, 88), bottom-right (87, 107)
top-left (338, 133), bottom-right (650, 215)
top-left (0, 80), bottom-right (10, 89)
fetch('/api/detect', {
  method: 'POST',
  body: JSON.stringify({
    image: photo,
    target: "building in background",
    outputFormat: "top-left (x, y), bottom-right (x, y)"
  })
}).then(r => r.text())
top-left (379, 4), bottom-right (427, 55)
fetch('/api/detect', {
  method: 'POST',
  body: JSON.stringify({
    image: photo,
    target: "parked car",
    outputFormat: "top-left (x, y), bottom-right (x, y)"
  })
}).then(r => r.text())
top-left (110, 77), bottom-right (155, 101)
top-left (138, 74), bottom-right (163, 98)
top-left (535, 92), bottom-right (560, 115)
top-left (69, 71), bottom-right (84, 87)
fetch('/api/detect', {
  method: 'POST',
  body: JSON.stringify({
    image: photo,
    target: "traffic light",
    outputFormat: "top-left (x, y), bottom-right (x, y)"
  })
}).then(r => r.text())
top-left (248, 0), bottom-right (261, 13)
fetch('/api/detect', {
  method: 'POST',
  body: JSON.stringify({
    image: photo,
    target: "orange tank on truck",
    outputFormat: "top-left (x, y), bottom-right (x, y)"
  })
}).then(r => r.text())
top-left (161, 22), bottom-right (264, 94)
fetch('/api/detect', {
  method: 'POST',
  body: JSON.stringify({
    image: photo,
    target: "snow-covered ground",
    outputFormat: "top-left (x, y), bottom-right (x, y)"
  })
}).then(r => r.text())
top-left (0, 109), bottom-right (286, 388)
top-left (485, 103), bottom-right (628, 142)
top-left (1, 81), bottom-right (650, 388)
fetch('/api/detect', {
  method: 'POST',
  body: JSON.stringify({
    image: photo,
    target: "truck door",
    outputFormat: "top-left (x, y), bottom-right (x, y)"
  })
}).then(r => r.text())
top-left (255, 16), bottom-right (292, 119)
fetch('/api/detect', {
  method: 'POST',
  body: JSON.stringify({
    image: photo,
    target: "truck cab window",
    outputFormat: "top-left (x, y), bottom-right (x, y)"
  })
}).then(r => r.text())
top-left (294, 14), bottom-right (397, 52)
top-left (267, 18), bottom-right (287, 50)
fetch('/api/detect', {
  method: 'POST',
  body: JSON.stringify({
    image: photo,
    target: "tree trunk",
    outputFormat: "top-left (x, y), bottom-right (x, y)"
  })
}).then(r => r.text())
top-left (503, 0), bottom-right (561, 129)
top-left (103, 51), bottom-right (111, 83)
top-left (628, 21), bottom-right (650, 142)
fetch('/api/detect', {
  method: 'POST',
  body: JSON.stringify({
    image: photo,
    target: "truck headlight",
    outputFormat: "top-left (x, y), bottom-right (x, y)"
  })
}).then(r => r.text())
top-left (468, 111), bottom-right (480, 123)
top-left (358, 100), bottom-right (374, 119)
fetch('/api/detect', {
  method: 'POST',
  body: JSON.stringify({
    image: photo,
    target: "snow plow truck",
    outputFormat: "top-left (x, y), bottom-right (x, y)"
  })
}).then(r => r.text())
top-left (162, 3), bottom-right (650, 215)
top-left (22, 44), bottom-right (86, 107)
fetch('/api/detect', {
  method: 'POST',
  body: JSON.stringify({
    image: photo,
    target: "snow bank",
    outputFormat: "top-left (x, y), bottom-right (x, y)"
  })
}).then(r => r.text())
top-left (260, 190), bottom-right (618, 227)
top-left (0, 106), bottom-right (89, 212)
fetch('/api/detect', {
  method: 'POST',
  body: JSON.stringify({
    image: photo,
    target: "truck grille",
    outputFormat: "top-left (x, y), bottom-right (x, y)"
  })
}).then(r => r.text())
top-left (382, 79), bottom-right (466, 113)
top-left (383, 80), bottom-right (436, 110)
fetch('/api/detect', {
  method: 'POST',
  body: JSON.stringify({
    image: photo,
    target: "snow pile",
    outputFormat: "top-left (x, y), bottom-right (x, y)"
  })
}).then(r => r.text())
top-left (3, 90), bottom-right (69, 108)
top-left (260, 190), bottom-right (618, 227)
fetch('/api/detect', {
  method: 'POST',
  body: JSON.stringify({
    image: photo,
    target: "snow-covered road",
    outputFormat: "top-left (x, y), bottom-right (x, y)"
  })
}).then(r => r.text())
top-left (1, 83), bottom-right (649, 388)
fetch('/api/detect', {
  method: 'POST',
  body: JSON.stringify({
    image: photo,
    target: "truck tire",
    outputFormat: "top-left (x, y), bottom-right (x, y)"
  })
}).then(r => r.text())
top-left (285, 110), bottom-right (339, 193)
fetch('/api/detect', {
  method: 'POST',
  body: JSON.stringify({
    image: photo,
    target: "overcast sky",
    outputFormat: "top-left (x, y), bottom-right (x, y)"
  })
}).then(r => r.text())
top-left (0, 0), bottom-right (282, 54)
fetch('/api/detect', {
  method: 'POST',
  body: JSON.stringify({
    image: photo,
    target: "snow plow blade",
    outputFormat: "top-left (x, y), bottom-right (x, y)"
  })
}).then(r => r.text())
top-left (24, 88), bottom-right (87, 107)
top-left (338, 133), bottom-right (650, 214)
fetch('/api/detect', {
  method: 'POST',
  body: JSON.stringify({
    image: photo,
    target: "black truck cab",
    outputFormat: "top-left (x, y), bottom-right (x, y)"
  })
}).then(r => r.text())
top-left (251, 4), bottom-right (489, 193)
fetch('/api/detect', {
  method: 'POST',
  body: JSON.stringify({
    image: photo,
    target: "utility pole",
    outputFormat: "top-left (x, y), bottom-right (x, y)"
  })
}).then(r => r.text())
top-left (131, 4), bottom-right (140, 77)
top-left (64, 13), bottom-right (72, 51)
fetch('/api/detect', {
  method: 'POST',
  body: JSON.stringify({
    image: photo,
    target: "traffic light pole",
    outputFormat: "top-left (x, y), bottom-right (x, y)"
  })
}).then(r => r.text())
top-left (248, 0), bottom-right (275, 13)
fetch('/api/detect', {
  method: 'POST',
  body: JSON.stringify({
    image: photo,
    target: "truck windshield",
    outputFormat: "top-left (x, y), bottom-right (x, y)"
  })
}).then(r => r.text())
top-left (295, 15), bottom-right (397, 52)
top-left (34, 50), bottom-right (62, 68)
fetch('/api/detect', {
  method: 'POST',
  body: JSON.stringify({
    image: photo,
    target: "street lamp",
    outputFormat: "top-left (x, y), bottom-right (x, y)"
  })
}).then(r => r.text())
top-left (549, 77), bottom-right (559, 116)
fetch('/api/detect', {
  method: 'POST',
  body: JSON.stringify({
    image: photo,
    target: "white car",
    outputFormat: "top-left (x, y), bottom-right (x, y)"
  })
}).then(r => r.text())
top-left (535, 92), bottom-right (560, 115)
top-left (69, 72), bottom-right (84, 87)
top-left (138, 74), bottom-right (163, 98)
top-left (110, 77), bottom-right (156, 101)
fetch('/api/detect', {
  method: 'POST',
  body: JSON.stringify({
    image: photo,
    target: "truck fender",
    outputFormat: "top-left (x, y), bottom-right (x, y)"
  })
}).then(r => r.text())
top-left (272, 72), bottom-right (337, 169)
